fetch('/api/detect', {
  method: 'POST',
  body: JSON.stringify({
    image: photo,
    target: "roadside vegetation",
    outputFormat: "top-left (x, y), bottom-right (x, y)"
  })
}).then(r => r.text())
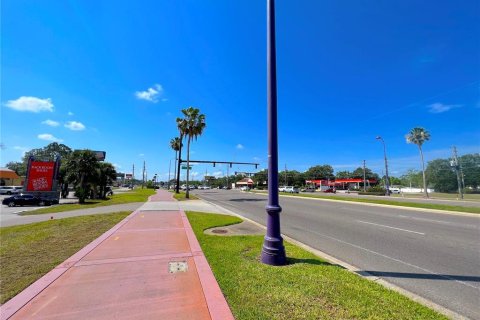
top-left (274, 192), bottom-right (480, 214)
top-left (173, 191), bottom-right (199, 201)
top-left (21, 188), bottom-right (154, 215)
top-left (187, 212), bottom-right (447, 319)
top-left (0, 212), bottom-right (130, 304)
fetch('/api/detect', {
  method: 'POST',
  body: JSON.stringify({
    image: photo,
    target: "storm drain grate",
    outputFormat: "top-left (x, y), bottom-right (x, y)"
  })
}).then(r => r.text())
top-left (212, 229), bottom-right (228, 234)
top-left (169, 261), bottom-right (188, 273)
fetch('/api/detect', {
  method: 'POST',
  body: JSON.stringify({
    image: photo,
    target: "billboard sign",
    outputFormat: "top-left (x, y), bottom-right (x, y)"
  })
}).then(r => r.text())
top-left (25, 161), bottom-right (56, 192)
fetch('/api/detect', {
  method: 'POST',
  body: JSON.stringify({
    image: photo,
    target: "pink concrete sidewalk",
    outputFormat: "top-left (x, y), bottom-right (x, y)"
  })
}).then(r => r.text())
top-left (1, 190), bottom-right (234, 320)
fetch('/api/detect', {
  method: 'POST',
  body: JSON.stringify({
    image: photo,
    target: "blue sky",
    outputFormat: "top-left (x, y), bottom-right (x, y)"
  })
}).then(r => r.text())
top-left (2, 0), bottom-right (479, 181)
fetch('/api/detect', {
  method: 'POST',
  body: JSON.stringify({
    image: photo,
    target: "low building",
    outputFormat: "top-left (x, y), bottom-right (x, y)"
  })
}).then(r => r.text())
top-left (306, 178), bottom-right (377, 190)
top-left (0, 168), bottom-right (24, 186)
top-left (235, 178), bottom-right (254, 189)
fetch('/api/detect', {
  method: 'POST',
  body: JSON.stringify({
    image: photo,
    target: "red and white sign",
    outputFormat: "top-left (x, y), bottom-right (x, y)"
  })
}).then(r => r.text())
top-left (26, 161), bottom-right (56, 191)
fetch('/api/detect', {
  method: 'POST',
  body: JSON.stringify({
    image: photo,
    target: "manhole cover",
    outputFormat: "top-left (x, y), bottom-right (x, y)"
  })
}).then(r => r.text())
top-left (169, 261), bottom-right (188, 273)
top-left (212, 229), bottom-right (228, 234)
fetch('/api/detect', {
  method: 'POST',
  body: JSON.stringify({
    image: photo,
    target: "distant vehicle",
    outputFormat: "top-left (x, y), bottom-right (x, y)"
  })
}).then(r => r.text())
top-left (0, 186), bottom-right (22, 195)
top-left (240, 186), bottom-right (249, 191)
top-left (278, 186), bottom-right (287, 192)
top-left (284, 186), bottom-right (299, 193)
top-left (323, 187), bottom-right (336, 193)
top-left (2, 194), bottom-right (56, 207)
top-left (389, 187), bottom-right (401, 194)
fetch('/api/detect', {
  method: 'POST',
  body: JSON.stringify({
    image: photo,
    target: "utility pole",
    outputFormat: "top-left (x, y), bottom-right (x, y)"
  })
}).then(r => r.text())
top-left (226, 165), bottom-right (229, 189)
top-left (284, 164), bottom-right (287, 186)
top-left (363, 160), bottom-right (366, 192)
top-left (168, 159), bottom-right (172, 190)
top-left (132, 164), bottom-right (135, 188)
top-left (142, 160), bottom-right (146, 189)
top-left (450, 146), bottom-right (463, 200)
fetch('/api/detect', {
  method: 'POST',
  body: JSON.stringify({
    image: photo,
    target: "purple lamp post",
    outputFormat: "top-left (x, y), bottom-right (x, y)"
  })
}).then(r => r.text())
top-left (261, 0), bottom-right (286, 266)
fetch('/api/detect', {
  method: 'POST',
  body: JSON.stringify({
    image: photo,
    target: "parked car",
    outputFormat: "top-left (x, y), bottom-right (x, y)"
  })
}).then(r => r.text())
top-left (240, 186), bottom-right (250, 191)
top-left (2, 194), bottom-right (54, 207)
top-left (278, 186), bottom-right (287, 192)
top-left (389, 187), bottom-right (401, 194)
top-left (284, 186), bottom-right (299, 193)
top-left (0, 186), bottom-right (22, 195)
top-left (323, 187), bottom-right (336, 193)
top-left (301, 187), bottom-right (315, 192)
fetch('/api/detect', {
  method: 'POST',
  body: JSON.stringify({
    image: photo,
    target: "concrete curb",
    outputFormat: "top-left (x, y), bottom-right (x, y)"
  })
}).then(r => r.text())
top-left (181, 210), bottom-right (235, 320)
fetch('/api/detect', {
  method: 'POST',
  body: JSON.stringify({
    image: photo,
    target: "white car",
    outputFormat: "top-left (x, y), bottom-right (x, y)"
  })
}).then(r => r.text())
top-left (284, 186), bottom-right (299, 193)
top-left (0, 186), bottom-right (22, 195)
top-left (278, 186), bottom-right (287, 192)
top-left (240, 186), bottom-right (249, 191)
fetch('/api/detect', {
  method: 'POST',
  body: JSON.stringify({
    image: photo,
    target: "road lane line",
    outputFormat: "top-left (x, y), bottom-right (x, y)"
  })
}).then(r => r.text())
top-left (305, 228), bottom-right (479, 290)
top-left (357, 220), bottom-right (425, 235)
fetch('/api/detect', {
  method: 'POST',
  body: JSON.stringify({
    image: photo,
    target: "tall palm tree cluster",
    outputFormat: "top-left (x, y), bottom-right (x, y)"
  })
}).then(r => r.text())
top-left (62, 150), bottom-right (117, 203)
top-left (170, 107), bottom-right (206, 199)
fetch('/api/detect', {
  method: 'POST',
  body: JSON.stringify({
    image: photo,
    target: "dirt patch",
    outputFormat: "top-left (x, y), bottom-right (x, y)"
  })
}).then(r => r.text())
top-left (205, 220), bottom-right (265, 236)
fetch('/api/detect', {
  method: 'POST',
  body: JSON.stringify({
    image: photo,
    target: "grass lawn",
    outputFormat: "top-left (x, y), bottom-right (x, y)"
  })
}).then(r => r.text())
top-left (269, 192), bottom-right (480, 214)
top-left (0, 212), bottom-right (130, 304)
top-left (391, 192), bottom-right (480, 201)
top-left (173, 191), bottom-right (199, 201)
top-left (21, 188), bottom-right (155, 215)
top-left (187, 211), bottom-right (447, 320)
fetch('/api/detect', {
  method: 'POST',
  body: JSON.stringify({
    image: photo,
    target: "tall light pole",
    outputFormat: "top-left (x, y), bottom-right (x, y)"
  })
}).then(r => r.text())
top-left (261, 0), bottom-right (286, 266)
top-left (376, 136), bottom-right (390, 196)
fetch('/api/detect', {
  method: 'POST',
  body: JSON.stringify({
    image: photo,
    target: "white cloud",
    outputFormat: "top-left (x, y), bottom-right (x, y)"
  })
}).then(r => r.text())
top-left (213, 171), bottom-right (223, 177)
top-left (38, 133), bottom-right (63, 142)
top-left (68, 111), bottom-right (74, 116)
top-left (42, 119), bottom-right (60, 127)
top-left (64, 121), bottom-right (85, 131)
top-left (5, 96), bottom-right (54, 112)
top-left (135, 84), bottom-right (164, 103)
top-left (191, 171), bottom-right (199, 177)
top-left (113, 163), bottom-right (122, 169)
top-left (139, 153), bottom-right (144, 157)
top-left (428, 103), bottom-right (461, 114)
top-left (236, 144), bottom-right (244, 150)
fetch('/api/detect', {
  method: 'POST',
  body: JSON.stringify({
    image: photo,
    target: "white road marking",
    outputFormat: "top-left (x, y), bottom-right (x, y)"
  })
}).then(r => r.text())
top-left (305, 229), bottom-right (479, 290)
top-left (357, 220), bottom-right (425, 235)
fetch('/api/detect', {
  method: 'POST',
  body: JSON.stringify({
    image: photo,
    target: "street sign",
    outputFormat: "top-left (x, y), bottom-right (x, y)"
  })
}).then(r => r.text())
top-left (181, 166), bottom-right (192, 170)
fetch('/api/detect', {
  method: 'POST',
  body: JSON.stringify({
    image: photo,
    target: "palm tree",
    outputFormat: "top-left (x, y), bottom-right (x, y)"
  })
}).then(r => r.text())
top-left (177, 107), bottom-right (206, 198)
top-left (406, 127), bottom-right (431, 198)
top-left (95, 162), bottom-right (117, 199)
top-left (170, 137), bottom-right (182, 190)
top-left (64, 150), bottom-right (98, 203)
top-left (175, 118), bottom-right (187, 194)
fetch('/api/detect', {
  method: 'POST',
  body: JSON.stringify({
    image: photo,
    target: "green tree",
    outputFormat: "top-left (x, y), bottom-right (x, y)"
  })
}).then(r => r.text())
top-left (400, 169), bottom-right (423, 188)
top-left (64, 150), bottom-right (98, 203)
top-left (253, 169), bottom-right (268, 186)
top-left (304, 165), bottom-right (334, 180)
top-left (95, 162), bottom-right (117, 198)
top-left (177, 107), bottom-right (206, 198)
top-left (426, 159), bottom-right (456, 193)
top-left (406, 127), bottom-right (431, 198)
top-left (351, 167), bottom-right (378, 179)
top-left (335, 171), bottom-right (352, 179)
top-left (5, 161), bottom-right (26, 176)
top-left (22, 142), bottom-right (72, 163)
top-left (459, 153), bottom-right (480, 189)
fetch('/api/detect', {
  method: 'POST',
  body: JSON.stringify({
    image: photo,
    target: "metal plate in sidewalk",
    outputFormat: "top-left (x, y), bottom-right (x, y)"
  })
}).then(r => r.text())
top-left (169, 261), bottom-right (188, 273)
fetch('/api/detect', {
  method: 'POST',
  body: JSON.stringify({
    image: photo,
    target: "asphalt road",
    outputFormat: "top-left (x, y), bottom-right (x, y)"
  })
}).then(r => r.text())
top-left (194, 189), bottom-right (480, 320)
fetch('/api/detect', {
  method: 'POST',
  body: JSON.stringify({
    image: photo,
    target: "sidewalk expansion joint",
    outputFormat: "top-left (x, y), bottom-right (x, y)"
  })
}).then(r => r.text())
top-left (74, 252), bottom-right (194, 267)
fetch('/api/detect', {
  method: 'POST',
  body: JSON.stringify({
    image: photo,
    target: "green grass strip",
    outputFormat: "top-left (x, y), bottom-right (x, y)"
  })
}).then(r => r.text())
top-left (173, 191), bottom-right (199, 201)
top-left (22, 188), bottom-right (155, 215)
top-left (187, 211), bottom-right (447, 320)
top-left (271, 192), bottom-right (480, 214)
top-left (0, 212), bottom-right (131, 303)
